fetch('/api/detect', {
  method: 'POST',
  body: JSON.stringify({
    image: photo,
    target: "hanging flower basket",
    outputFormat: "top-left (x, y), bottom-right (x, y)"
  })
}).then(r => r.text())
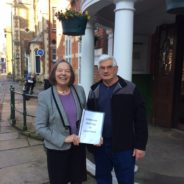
top-left (61, 16), bottom-right (88, 36)
top-left (55, 9), bottom-right (90, 36)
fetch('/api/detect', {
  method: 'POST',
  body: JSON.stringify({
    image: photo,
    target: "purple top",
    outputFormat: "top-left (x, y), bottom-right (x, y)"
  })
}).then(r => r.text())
top-left (59, 92), bottom-right (77, 134)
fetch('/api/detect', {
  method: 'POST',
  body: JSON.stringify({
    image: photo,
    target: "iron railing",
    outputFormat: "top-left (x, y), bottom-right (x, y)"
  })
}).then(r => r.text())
top-left (10, 85), bottom-right (38, 131)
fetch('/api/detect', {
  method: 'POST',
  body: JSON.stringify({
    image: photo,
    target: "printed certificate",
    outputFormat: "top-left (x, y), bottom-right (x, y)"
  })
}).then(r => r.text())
top-left (79, 109), bottom-right (104, 144)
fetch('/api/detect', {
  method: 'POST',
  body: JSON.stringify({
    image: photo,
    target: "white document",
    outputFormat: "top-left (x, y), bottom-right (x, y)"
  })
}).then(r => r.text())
top-left (79, 109), bottom-right (104, 144)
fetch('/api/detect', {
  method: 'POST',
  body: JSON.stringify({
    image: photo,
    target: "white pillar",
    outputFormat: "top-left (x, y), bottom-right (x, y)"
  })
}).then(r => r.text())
top-left (81, 22), bottom-right (94, 96)
top-left (113, 0), bottom-right (135, 81)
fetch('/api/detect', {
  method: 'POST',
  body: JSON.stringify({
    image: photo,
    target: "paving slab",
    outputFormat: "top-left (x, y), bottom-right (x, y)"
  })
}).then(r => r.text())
top-left (0, 132), bottom-right (19, 140)
top-left (0, 145), bottom-right (46, 169)
top-left (27, 137), bottom-right (43, 146)
top-left (0, 138), bottom-right (29, 150)
top-left (0, 125), bottom-right (17, 133)
top-left (0, 161), bottom-right (48, 184)
top-left (136, 170), bottom-right (184, 184)
top-left (0, 121), bottom-right (12, 127)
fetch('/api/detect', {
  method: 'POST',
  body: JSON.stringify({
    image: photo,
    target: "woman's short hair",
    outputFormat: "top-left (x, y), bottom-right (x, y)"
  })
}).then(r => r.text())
top-left (97, 54), bottom-right (117, 68)
top-left (48, 60), bottom-right (75, 86)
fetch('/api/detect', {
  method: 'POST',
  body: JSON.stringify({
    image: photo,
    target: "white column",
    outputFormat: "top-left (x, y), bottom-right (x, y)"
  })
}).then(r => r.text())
top-left (81, 22), bottom-right (94, 96)
top-left (113, 0), bottom-right (135, 81)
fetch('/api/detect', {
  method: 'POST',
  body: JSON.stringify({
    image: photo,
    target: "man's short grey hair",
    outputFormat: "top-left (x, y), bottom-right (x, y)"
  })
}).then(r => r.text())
top-left (97, 54), bottom-right (117, 68)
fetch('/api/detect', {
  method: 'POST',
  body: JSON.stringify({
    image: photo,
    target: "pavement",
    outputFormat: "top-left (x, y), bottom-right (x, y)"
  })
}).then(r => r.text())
top-left (135, 125), bottom-right (184, 184)
top-left (0, 74), bottom-right (184, 184)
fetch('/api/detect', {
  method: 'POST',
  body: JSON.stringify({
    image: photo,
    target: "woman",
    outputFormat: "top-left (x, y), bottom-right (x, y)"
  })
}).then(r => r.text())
top-left (35, 60), bottom-right (87, 184)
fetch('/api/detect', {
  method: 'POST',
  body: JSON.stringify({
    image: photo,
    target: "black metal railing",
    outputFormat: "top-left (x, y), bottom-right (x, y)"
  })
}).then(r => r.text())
top-left (10, 85), bottom-right (38, 131)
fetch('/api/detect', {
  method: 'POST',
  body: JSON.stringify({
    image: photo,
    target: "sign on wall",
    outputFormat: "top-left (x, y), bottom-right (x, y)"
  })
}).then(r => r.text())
top-left (133, 36), bottom-right (150, 74)
top-left (36, 49), bottom-right (45, 56)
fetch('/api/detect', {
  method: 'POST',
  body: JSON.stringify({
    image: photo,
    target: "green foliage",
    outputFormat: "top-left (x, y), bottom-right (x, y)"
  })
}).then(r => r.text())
top-left (55, 9), bottom-right (90, 21)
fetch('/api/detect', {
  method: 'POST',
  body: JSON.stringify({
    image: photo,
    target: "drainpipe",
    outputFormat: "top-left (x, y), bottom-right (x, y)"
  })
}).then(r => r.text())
top-left (48, 0), bottom-right (51, 73)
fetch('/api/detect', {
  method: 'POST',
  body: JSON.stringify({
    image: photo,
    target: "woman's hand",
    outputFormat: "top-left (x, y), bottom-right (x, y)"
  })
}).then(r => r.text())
top-left (64, 134), bottom-right (80, 146)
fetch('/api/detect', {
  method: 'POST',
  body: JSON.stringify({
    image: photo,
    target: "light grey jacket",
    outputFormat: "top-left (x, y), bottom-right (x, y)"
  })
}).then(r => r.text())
top-left (35, 85), bottom-right (86, 150)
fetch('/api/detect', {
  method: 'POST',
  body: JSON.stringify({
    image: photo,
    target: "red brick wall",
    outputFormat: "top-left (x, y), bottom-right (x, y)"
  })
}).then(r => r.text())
top-left (56, 35), bottom-right (65, 61)
top-left (72, 38), bottom-right (79, 83)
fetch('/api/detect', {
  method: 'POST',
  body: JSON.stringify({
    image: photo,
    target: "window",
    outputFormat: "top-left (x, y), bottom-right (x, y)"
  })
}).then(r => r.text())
top-left (52, 47), bottom-right (56, 63)
top-left (133, 36), bottom-right (149, 74)
top-left (65, 36), bottom-right (72, 63)
top-left (35, 56), bottom-right (41, 74)
top-left (35, 49), bottom-right (41, 74)
top-left (52, 7), bottom-right (56, 30)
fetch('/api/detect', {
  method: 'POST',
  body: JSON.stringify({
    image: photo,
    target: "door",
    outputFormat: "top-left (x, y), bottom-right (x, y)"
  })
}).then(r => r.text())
top-left (152, 24), bottom-right (177, 128)
top-left (176, 60), bottom-right (184, 130)
top-left (173, 15), bottom-right (184, 130)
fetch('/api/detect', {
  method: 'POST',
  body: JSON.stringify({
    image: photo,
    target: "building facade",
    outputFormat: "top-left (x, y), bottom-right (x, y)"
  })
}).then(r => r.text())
top-left (5, 0), bottom-right (58, 81)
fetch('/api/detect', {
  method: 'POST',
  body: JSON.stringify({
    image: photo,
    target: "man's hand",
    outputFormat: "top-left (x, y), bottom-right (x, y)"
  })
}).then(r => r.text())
top-left (95, 137), bottom-right (103, 147)
top-left (133, 149), bottom-right (145, 160)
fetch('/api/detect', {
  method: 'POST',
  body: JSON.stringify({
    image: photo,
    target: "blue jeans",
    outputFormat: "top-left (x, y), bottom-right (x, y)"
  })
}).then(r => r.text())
top-left (94, 141), bottom-right (135, 184)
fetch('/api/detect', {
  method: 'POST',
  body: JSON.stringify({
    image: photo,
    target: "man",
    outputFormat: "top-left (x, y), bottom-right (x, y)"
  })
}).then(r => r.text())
top-left (87, 54), bottom-right (148, 184)
top-left (24, 73), bottom-right (36, 94)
